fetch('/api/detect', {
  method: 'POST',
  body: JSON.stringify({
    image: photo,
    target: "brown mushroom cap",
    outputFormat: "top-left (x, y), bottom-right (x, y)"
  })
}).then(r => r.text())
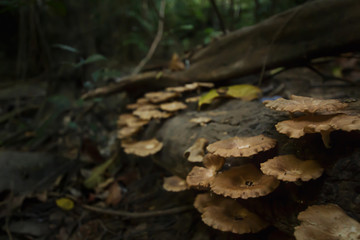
top-left (260, 155), bottom-right (323, 182)
top-left (117, 114), bottom-right (148, 128)
top-left (210, 164), bottom-right (279, 199)
top-left (206, 135), bottom-right (277, 158)
top-left (184, 138), bottom-right (208, 163)
top-left (189, 117), bottom-right (212, 126)
top-left (186, 166), bottom-right (215, 189)
top-left (121, 138), bottom-right (163, 157)
top-left (193, 193), bottom-right (222, 213)
top-left (163, 176), bottom-right (188, 192)
top-left (117, 126), bottom-right (142, 139)
top-left (185, 96), bottom-right (200, 103)
top-left (203, 153), bottom-right (225, 171)
top-left (201, 195), bottom-right (269, 234)
top-left (276, 114), bottom-right (360, 147)
top-left (133, 109), bottom-right (172, 120)
top-left (165, 86), bottom-right (189, 93)
top-left (160, 101), bottom-right (187, 112)
top-left (144, 91), bottom-right (180, 103)
top-left (264, 95), bottom-right (348, 114)
top-left (294, 204), bottom-right (360, 240)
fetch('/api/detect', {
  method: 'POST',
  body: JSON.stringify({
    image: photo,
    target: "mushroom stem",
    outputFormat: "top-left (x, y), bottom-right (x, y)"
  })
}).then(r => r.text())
top-left (320, 130), bottom-right (331, 148)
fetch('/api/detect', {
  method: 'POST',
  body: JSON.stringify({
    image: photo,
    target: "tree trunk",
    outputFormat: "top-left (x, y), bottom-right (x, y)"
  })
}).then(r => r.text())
top-left (82, 0), bottom-right (360, 99)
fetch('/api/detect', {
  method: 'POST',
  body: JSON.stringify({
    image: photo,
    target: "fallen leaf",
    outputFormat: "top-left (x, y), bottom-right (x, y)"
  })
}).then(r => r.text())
top-left (198, 89), bottom-right (219, 108)
top-left (56, 198), bottom-right (74, 211)
top-left (219, 84), bottom-right (261, 100)
top-left (105, 182), bottom-right (123, 206)
top-left (84, 156), bottom-right (115, 189)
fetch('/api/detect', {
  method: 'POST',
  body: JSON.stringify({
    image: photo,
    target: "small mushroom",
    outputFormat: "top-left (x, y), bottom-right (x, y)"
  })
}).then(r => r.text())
top-left (184, 138), bottom-right (209, 163)
top-left (133, 109), bottom-right (172, 120)
top-left (184, 82), bottom-right (214, 90)
top-left (294, 204), bottom-right (360, 240)
top-left (160, 101), bottom-right (187, 112)
top-left (193, 193), bottom-right (222, 213)
top-left (144, 91), bottom-right (180, 103)
top-left (165, 86), bottom-right (189, 93)
top-left (198, 193), bottom-right (269, 234)
top-left (206, 135), bottom-right (277, 158)
top-left (260, 154), bottom-right (323, 182)
top-left (163, 176), bottom-right (188, 192)
top-left (186, 166), bottom-right (215, 189)
top-left (210, 164), bottom-right (279, 199)
top-left (121, 138), bottom-right (163, 157)
top-left (189, 117), bottom-right (212, 126)
top-left (117, 114), bottom-right (148, 128)
top-left (185, 96), bottom-right (200, 103)
top-left (117, 126), bottom-right (142, 139)
top-left (264, 95), bottom-right (348, 114)
top-left (202, 153), bottom-right (225, 171)
top-left (276, 114), bottom-right (360, 148)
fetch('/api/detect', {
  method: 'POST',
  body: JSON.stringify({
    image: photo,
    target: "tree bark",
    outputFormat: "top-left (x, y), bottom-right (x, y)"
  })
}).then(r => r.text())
top-left (82, 0), bottom-right (360, 99)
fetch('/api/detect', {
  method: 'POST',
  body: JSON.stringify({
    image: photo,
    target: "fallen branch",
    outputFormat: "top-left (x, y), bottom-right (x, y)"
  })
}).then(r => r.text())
top-left (81, 204), bottom-right (193, 218)
top-left (82, 0), bottom-right (360, 99)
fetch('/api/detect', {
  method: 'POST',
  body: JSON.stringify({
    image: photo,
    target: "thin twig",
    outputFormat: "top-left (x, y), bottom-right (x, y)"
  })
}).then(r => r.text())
top-left (132, 0), bottom-right (166, 75)
top-left (81, 204), bottom-right (193, 218)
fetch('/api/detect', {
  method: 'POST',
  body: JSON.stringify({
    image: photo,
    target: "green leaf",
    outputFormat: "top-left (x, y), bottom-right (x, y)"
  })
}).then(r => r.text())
top-left (53, 44), bottom-right (78, 53)
top-left (84, 157), bottom-right (115, 189)
top-left (180, 24), bottom-right (194, 30)
top-left (332, 67), bottom-right (343, 78)
top-left (198, 89), bottom-right (220, 108)
top-left (270, 67), bottom-right (284, 76)
top-left (220, 84), bottom-right (261, 101)
top-left (74, 54), bottom-right (107, 68)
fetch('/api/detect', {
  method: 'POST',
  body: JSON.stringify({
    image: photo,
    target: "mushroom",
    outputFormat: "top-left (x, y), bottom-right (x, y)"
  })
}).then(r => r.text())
top-left (121, 138), bottom-right (163, 157)
top-left (210, 164), bottom-right (280, 199)
top-left (264, 95), bottom-right (348, 114)
top-left (160, 101), bottom-right (187, 112)
top-left (117, 114), bottom-right (148, 128)
top-left (195, 193), bottom-right (269, 234)
top-left (133, 109), bottom-right (172, 120)
top-left (206, 135), bottom-right (277, 158)
top-left (185, 96), bottom-right (200, 103)
top-left (186, 166), bottom-right (216, 189)
top-left (163, 176), bottom-right (188, 192)
top-left (184, 138), bottom-right (209, 163)
top-left (260, 154), bottom-right (323, 182)
top-left (144, 91), bottom-right (180, 103)
top-left (189, 117), bottom-right (212, 126)
top-left (117, 126), bottom-right (142, 139)
top-left (276, 114), bottom-right (360, 148)
top-left (165, 86), bottom-right (189, 93)
top-left (294, 204), bottom-right (360, 240)
top-left (184, 82), bottom-right (214, 90)
top-left (202, 153), bottom-right (225, 171)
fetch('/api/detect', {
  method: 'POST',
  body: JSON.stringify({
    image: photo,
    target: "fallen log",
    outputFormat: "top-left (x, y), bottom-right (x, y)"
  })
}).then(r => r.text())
top-left (142, 98), bottom-right (360, 235)
top-left (82, 0), bottom-right (360, 99)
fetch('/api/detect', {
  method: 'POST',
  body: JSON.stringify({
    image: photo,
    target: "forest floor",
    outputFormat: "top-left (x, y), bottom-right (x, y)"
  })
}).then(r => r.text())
top-left (0, 53), bottom-right (360, 240)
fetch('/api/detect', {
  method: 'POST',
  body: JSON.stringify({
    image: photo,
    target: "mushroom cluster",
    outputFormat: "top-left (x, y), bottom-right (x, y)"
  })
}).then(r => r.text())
top-left (117, 82), bottom-right (214, 157)
top-left (264, 95), bottom-right (360, 148)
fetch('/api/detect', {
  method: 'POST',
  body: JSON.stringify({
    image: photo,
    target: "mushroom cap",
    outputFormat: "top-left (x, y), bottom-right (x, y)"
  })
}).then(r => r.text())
top-left (201, 196), bottom-right (269, 234)
top-left (160, 101), bottom-right (187, 112)
top-left (264, 95), bottom-right (348, 113)
top-left (184, 82), bottom-right (214, 90)
top-left (117, 114), bottom-right (148, 128)
top-left (206, 135), bottom-right (277, 158)
top-left (184, 138), bottom-right (208, 163)
top-left (260, 154), bottom-right (323, 182)
top-left (163, 176), bottom-right (188, 192)
top-left (210, 164), bottom-right (279, 199)
top-left (294, 204), bottom-right (360, 240)
top-left (144, 91), bottom-right (180, 103)
top-left (276, 114), bottom-right (360, 138)
top-left (165, 86), bottom-right (189, 93)
top-left (117, 126), bottom-right (142, 139)
top-left (185, 96), bottom-right (200, 103)
top-left (193, 193), bottom-right (222, 213)
top-left (133, 109), bottom-right (172, 120)
top-left (186, 166), bottom-right (215, 189)
top-left (121, 138), bottom-right (163, 157)
top-left (189, 117), bottom-right (212, 125)
top-left (202, 153), bottom-right (225, 171)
